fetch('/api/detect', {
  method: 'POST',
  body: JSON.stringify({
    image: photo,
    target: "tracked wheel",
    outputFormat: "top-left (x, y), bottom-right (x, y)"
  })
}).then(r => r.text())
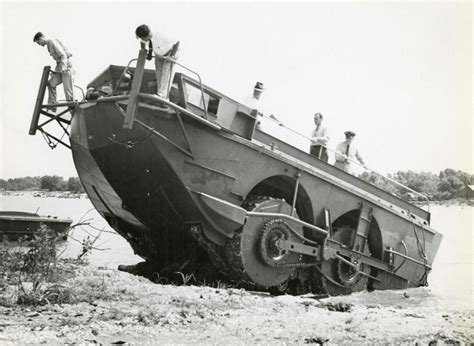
top-left (317, 225), bottom-right (371, 296)
top-left (225, 198), bottom-right (303, 288)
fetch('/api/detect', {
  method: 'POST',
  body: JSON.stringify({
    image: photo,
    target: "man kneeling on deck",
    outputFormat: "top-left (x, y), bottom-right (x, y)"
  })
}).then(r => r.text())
top-left (135, 24), bottom-right (180, 100)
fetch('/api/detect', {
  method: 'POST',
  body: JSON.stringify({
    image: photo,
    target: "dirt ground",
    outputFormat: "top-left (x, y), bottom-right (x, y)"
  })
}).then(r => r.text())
top-left (0, 266), bottom-right (472, 344)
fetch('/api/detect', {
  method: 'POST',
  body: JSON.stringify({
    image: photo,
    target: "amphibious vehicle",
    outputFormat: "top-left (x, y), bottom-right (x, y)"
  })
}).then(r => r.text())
top-left (29, 50), bottom-right (442, 295)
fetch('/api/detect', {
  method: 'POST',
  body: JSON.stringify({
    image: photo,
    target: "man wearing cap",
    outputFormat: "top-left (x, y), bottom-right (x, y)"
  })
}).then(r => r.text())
top-left (33, 32), bottom-right (74, 111)
top-left (244, 82), bottom-right (264, 109)
top-left (334, 131), bottom-right (366, 173)
top-left (135, 24), bottom-right (180, 99)
top-left (310, 113), bottom-right (329, 162)
top-left (243, 82), bottom-right (266, 129)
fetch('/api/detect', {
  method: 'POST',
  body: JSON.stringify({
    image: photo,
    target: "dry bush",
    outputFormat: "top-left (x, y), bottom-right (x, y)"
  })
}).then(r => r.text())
top-left (0, 223), bottom-right (98, 306)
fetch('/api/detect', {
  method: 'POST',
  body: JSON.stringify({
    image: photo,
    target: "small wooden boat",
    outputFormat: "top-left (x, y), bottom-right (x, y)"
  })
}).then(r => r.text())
top-left (0, 211), bottom-right (72, 241)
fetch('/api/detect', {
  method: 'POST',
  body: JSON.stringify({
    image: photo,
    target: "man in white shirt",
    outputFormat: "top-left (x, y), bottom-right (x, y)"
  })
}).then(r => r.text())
top-left (310, 113), bottom-right (329, 162)
top-left (334, 131), bottom-right (366, 173)
top-left (243, 82), bottom-right (265, 129)
top-left (135, 24), bottom-right (180, 99)
top-left (33, 32), bottom-right (74, 110)
top-left (243, 82), bottom-right (264, 108)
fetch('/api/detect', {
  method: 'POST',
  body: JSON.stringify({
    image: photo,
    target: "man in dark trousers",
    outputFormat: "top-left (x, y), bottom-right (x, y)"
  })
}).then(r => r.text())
top-left (310, 113), bottom-right (329, 162)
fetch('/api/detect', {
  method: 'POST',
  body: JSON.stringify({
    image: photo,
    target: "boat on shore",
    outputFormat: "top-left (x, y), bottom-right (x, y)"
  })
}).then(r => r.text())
top-left (28, 50), bottom-right (442, 295)
top-left (0, 211), bottom-right (72, 241)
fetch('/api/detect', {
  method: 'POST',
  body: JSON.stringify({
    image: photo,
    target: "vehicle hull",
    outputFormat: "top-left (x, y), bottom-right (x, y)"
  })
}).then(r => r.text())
top-left (69, 98), bottom-right (442, 292)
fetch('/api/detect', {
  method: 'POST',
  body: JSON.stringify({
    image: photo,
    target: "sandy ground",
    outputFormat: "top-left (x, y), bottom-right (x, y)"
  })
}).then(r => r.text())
top-left (0, 266), bottom-right (472, 344)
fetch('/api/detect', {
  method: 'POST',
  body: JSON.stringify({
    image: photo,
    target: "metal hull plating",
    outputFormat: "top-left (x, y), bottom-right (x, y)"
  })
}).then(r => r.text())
top-left (69, 97), bottom-right (442, 292)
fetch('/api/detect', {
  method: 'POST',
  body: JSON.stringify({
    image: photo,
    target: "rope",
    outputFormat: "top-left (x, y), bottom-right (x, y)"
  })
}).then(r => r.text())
top-left (40, 130), bottom-right (57, 149)
top-left (106, 127), bottom-right (154, 149)
top-left (410, 215), bottom-right (429, 286)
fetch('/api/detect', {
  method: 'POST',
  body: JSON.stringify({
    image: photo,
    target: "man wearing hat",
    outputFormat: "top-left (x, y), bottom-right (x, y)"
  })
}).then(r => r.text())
top-left (334, 131), bottom-right (366, 173)
top-left (244, 82), bottom-right (264, 109)
top-left (244, 82), bottom-right (266, 129)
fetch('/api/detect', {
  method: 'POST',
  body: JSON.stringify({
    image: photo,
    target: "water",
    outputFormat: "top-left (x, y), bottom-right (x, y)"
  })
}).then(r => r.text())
top-left (0, 193), bottom-right (472, 309)
top-left (0, 193), bottom-right (141, 269)
top-left (425, 203), bottom-right (473, 310)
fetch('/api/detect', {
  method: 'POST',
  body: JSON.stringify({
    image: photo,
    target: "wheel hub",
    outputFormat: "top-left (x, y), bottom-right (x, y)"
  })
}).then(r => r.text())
top-left (260, 219), bottom-right (293, 265)
top-left (337, 255), bottom-right (363, 286)
top-left (315, 225), bottom-right (371, 296)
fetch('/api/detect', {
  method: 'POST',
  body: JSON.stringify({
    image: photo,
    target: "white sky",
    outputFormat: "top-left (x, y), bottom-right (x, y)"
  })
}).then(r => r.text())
top-left (0, 1), bottom-right (472, 179)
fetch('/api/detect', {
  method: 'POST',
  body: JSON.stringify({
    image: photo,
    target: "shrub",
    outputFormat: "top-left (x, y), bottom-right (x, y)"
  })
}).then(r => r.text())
top-left (0, 225), bottom-right (74, 306)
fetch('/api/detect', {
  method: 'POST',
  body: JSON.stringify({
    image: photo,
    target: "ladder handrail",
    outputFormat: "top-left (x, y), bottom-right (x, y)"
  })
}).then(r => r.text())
top-left (156, 54), bottom-right (209, 119)
top-left (114, 54), bottom-right (209, 119)
top-left (112, 58), bottom-right (138, 94)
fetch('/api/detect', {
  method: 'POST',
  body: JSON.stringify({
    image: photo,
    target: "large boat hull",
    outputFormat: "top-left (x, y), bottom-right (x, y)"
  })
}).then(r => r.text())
top-left (69, 97), bottom-right (442, 292)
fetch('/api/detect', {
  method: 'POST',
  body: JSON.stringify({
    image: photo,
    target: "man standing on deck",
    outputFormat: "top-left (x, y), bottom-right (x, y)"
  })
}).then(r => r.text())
top-left (334, 131), bottom-right (366, 173)
top-left (33, 32), bottom-right (74, 111)
top-left (243, 81), bottom-right (283, 132)
top-left (135, 25), bottom-right (180, 99)
top-left (243, 82), bottom-right (266, 129)
top-left (244, 81), bottom-right (264, 109)
top-left (310, 113), bottom-right (329, 162)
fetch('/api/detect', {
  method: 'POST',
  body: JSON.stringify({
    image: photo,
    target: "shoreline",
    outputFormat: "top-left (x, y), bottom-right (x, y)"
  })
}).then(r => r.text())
top-left (0, 192), bottom-right (472, 343)
top-left (2, 190), bottom-right (472, 207)
top-left (0, 265), bottom-right (471, 344)
top-left (0, 190), bottom-right (87, 199)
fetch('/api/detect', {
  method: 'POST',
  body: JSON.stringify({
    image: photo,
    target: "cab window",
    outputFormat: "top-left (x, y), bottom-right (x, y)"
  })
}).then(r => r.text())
top-left (183, 81), bottom-right (219, 115)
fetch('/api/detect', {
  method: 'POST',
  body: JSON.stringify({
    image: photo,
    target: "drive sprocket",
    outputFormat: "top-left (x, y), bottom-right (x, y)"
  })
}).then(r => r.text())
top-left (224, 197), bottom-right (303, 288)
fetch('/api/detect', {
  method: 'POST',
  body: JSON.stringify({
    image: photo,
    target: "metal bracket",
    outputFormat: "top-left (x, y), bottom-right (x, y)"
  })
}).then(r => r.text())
top-left (351, 203), bottom-right (373, 252)
top-left (276, 239), bottom-right (320, 258)
top-left (123, 49), bottom-right (147, 129)
top-left (30, 66), bottom-right (51, 135)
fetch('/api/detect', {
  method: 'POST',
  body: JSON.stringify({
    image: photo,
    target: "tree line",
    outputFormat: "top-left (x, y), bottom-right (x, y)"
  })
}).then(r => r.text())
top-left (0, 176), bottom-right (84, 193)
top-left (1, 169), bottom-right (472, 200)
top-left (359, 168), bottom-right (472, 201)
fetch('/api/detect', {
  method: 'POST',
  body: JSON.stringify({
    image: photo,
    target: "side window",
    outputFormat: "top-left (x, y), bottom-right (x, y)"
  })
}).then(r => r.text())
top-left (183, 81), bottom-right (219, 115)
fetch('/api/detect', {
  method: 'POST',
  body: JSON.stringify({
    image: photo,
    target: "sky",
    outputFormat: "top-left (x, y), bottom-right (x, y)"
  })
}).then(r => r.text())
top-left (0, 1), bottom-right (472, 179)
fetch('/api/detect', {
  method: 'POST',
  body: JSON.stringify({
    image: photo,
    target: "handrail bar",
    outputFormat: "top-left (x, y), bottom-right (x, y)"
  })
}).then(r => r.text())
top-left (156, 54), bottom-right (209, 119)
top-left (137, 93), bottom-right (220, 131)
top-left (385, 248), bottom-right (432, 270)
top-left (41, 101), bottom-right (80, 108)
top-left (114, 54), bottom-right (210, 120)
top-left (112, 58), bottom-right (138, 94)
